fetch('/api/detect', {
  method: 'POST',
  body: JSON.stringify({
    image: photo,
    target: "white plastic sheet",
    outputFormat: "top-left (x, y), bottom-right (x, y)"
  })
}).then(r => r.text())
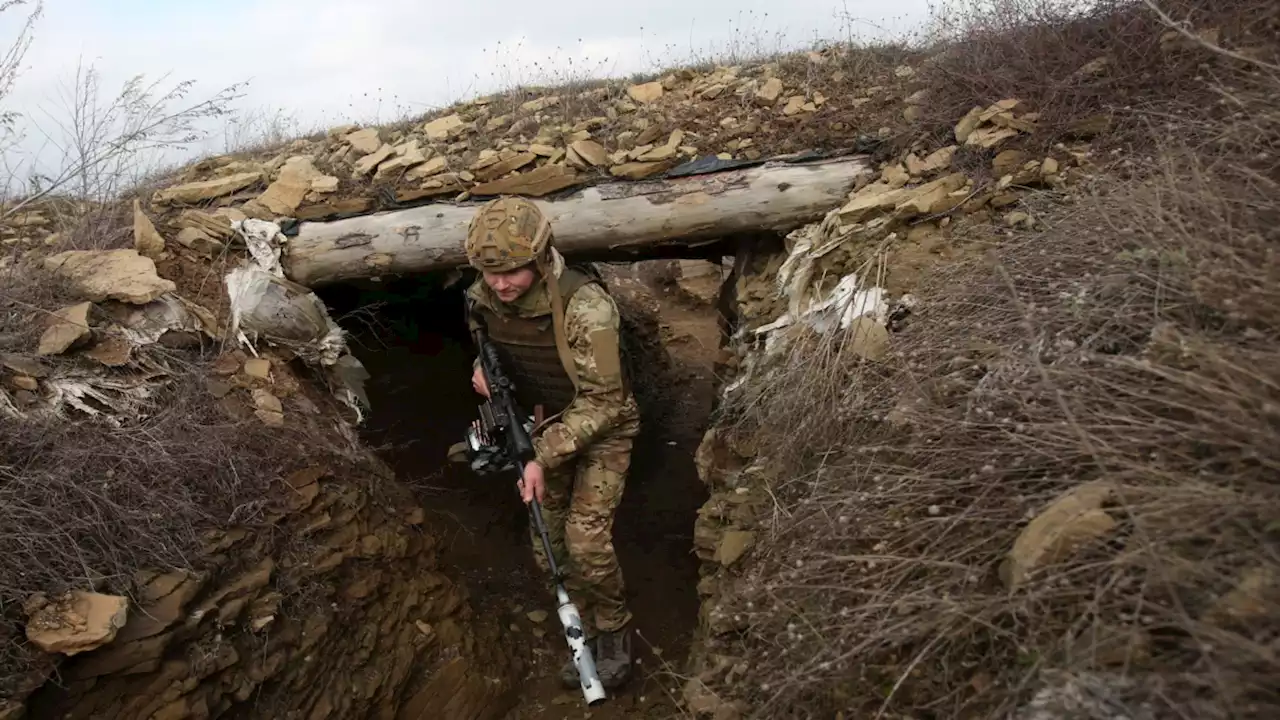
top-left (223, 219), bottom-right (371, 419)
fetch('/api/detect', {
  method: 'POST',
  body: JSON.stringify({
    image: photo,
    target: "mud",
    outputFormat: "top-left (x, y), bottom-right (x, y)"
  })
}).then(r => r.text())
top-left (319, 263), bottom-right (719, 719)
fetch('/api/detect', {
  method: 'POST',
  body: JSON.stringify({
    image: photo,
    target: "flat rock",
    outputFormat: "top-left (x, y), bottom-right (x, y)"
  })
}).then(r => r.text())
top-left (755, 77), bottom-right (783, 105)
top-left (213, 207), bottom-right (248, 224)
top-left (8, 374), bottom-right (37, 391)
top-left (782, 95), bottom-right (807, 116)
top-left (966, 126), bottom-right (1020, 149)
top-left (153, 171), bottom-right (262, 204)
top-left (906, 145), bottom-right (956, 176)
top-left (423, 113), bottom-right (465, 141)
top-left (847, 316), bottom-right (889, 361)
top-left (715, 530), bottom-right (755, 566)
top-left (609, 160), bottom-right (672, 180)
top-left (132, 200), bottom-right (165, 258)
top-left (954, 106), bottom-right (984, 143)
top-left (353, 143), bottom-right (395, 177)
top-left (1, 353), bottom-right (49, 378)
top-left (485, 114), bottom-right (512, 132)
top-left (176, 209), bottom-right (233, 241)
top-left (243, 357), bottom-right (271, 380)
top-left (44, 249), bottom-right (176, 305)
top-left (310, 175), bottom-right (340, 193)
top-left (37, 302), bottom-right (93, 356)
top-left (700, 83), bottom-right (727, 100)
top-left (521, 95), bottom-right (559, 113)
top-left (636, 144), bottom-right (677, 162)
top-left (252, 388), bottom-right (282, 414)
top-left (24, 591), bottom-right (130, 655)
top-left (568, 139), bottom-right (608, 168)
top-left (258, 156), bottom-right (323, 215)
top-left (85, 334), bottom-right (133, 366)
top-left (114, 572), bottom-right (205, 646)
top-left (895, 172), bottom-right (969, 218)
top-left (627, 81), bottom-right (664, 104)
top-left (296, 197), bottom-right (375, 221)
top-left (402, 156), bottom-right (448, 183)
top-left (473, 151), bottom-right (536, 182)
top-left (175, 227), bottom-right (222, 256)
top-left (374, 141), bottom-right (429, 181)
top-left (1002, 481), bottom-right (1118, 589)
top-left (993, 149), bottom-right (1031, 176)
top-left (881, 163), bottom-right (910, 189)
top-left (470, 163), bottom-right (579, 197)
top-left (343, 128), bottom-right (382, 154)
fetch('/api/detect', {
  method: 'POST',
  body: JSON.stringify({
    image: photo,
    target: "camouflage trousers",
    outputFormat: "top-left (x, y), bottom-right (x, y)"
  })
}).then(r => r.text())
top-left (530, 432), bottom-right (633, 634)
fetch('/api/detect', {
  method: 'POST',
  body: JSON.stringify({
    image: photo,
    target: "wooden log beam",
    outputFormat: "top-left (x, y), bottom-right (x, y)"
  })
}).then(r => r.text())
top-left (283, 155), bottom-right (874, 287)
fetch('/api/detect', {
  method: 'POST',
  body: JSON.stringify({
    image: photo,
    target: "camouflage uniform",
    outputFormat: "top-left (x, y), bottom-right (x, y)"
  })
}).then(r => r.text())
top-left (462, 196), bottom-right (640, 689)
top-left (465, 273), bottom-right (641, 635)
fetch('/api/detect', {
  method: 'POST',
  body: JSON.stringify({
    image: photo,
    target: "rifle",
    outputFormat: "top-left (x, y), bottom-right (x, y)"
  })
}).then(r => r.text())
top-left (463, 299), bottom-right (607, 706)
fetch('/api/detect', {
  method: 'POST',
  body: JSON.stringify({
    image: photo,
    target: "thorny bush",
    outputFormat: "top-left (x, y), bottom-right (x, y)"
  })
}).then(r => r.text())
top-left (714, 16), bottom-right (1280, 720)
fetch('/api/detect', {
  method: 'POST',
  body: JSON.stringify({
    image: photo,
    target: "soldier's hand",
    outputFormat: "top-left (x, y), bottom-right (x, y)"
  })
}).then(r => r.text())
top-left (472, 365), bottom-right (490, 397)
top-left (518, 460), bottom-right (545, 504)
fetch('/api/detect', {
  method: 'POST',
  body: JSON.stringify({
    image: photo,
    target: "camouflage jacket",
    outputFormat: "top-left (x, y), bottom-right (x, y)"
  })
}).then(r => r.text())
top-left (466, 270), bottom-right (640, 472)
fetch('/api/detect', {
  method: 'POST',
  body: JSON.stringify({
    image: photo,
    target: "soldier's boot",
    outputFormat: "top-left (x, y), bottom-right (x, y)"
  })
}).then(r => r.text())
top-left (594, 625), bottom-right (633, 690)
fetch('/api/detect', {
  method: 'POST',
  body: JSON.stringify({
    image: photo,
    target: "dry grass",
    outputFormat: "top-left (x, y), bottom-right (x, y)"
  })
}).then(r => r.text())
top-left (0, 353), bottom-right (355, 692)
top-left (0, 196), bottom-right (171, 352)
top-left (0, 257), bottom-right (77, 355)
top-left (917, 0), bottom-right (1280, 150)
top-left (709, 9), bottom-right (1280, 719)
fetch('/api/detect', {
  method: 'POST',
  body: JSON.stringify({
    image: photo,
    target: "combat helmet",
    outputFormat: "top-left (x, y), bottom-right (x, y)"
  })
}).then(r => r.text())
top-left (465, 196), bottom-right (553, 272)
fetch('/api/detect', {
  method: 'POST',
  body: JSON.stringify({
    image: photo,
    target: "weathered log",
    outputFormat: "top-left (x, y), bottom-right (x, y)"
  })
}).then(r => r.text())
top-left (284, 155), bottom-right (874, 286)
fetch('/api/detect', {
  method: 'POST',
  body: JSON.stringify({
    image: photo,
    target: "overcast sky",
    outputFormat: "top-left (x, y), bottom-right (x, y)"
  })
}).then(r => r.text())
top-left (0, 0), bottom-right (933, 184)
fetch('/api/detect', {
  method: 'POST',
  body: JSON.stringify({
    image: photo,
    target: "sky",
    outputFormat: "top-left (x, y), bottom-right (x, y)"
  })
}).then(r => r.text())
top-left (0, 0), bottom-right (935, 187)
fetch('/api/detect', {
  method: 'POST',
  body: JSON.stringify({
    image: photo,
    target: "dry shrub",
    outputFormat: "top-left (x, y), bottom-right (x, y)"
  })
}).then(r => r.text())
top-left (713, 47), bottom-right (1279, 720)
top-left (918, 0), bottom-right (1280, 148)
top-left (0, 259), bottom-right (78, 355)
top-left (0, 352), bottom-right (353, 693)
top-left (54, 200), bottom-right (134, 251)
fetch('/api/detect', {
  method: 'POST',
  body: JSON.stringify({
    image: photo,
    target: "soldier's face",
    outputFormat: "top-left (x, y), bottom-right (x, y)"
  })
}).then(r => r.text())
top-left (483, 267), bottom-right (537, 303)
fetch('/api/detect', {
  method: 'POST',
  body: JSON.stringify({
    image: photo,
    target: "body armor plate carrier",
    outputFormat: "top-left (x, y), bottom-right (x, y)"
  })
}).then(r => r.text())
top-left (470, 266), bottom-right (624, 419)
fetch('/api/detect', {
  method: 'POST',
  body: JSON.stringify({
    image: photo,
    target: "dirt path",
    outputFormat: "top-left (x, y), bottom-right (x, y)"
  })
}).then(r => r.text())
top-left (340, 266), bottom-right (722, 719)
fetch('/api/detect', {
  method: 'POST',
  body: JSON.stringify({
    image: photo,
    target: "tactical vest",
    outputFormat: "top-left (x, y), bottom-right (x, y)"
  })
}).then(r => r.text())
top-left (471, 267), bottom-right (599, 419)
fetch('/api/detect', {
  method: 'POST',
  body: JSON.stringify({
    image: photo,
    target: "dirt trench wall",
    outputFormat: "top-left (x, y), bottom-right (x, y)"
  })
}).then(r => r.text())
top-left (16, 463), bottom-right (520, 720)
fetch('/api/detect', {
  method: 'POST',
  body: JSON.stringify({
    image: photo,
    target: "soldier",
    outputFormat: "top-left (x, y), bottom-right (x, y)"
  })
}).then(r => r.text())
top-left (463, 195), bottom-right (641, 690)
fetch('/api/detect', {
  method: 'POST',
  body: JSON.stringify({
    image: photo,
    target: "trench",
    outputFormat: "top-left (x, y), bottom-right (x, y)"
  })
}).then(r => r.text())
top-left (316, 263), bottom-right (716, 718)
